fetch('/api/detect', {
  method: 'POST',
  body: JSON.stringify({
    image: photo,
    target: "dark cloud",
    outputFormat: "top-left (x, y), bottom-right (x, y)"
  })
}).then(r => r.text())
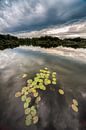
top-left (0, 0), bottom-right (86, 34)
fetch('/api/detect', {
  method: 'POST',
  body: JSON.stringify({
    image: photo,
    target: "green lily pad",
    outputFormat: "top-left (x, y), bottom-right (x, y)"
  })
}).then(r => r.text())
top-left (27, 79), bottom-right (33, 84)
top-left (24, 102), bottom-right (29, 109)
top-left (25, 108), bottom-right (31, 115)
top-left (26, 97), bottom-right (31, 103)
top-left (25, 118), bottom-right (32, 126)
top-left (35, 96), bottom-right (41, 104)
top-left (26, 114), bottom-right (32, 120)
top-left (21, 95), bottom-right (26, 102)
top-left (38, 79), bottom-right (43, 83)
top-left (31, 109), bottom-right (37, 117)
top-left (44, 79), bottom-right (51, 85)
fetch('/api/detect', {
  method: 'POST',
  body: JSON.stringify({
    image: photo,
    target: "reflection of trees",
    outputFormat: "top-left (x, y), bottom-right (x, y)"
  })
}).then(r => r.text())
top-left (0, 34), bottom-right (86, 50)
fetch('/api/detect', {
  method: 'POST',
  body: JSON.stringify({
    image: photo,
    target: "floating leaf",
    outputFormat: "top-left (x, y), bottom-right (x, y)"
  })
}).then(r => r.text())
top-left (31, 106), bottom-right (35, 110)
top-left (73, 99), bottom-right (78, 106)
top-left (45, 67), bottom-right (48, 70)
top-left (25, 108), bottom-right (31, 115)
top-left (22, 87), bottom-right (28, 92)
top-left (27, 79), bottom-right (33, 84)
top-left (21, 95), bottom-right (26, 102)
top-left (52, 78), bottom-right (56, 81)
top-left (25, 119), bottom-right (32, 126)
top-left (31, 89), bottom-right (37, 93)
top-left (71, 104), bottom-right (78, 112)
top-left (22, 74), bottom-right (27, 78)
top-left (52, 81), bottom-right (56, 85)
top-left (33, 92), bottom-right (39, 97)
top-left (26, 97), bottom-right (31, 103)
top-left (58, 89), bottom-right (64, 95)
top-left (35, 96), bottom-right (41, 104)
top-left (15, 92), bottom-right (22, 98)
top-left (52, 75), bottom-right (56, 78)
top-left (32, 116), bottom-right (39, 124)
top-left (38, 79), bottom-right (43, 83)
top-left (31, 109), bottom-right (37, 117)
top-left (26, 114), bottom-right (32, 120)
top-left (24, 91), bottom-right (28, 96)
top-left (24, 102), bottom-right (29, 109)
top-left (52, 72), bottom-right (56, 75)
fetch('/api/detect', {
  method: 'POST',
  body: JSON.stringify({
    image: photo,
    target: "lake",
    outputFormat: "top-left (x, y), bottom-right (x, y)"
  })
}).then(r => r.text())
top-left (0, 46), bottom-right (86, 130)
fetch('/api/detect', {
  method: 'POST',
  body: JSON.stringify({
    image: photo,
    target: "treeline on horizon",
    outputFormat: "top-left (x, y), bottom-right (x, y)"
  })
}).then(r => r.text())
top-left (0, 34), bottom-right (86, 50)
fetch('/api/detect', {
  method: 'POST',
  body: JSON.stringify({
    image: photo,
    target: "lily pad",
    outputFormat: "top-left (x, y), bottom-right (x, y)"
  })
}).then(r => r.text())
top-left (31, 109), bottom-right (37, 117)
top-left (52, 81), bottom-right (56, 85)
top-left (24, 102), bottom-right (29, 109)
top-left (33, 92), bottom-right (39, 97)
top-left (26, 97), bottom-right (31, 103)
top-left (58, 89), bottom-right (64, 95)
top-left (25, 108), bottom-right (31, 115)
top-left (73, 99), bottom-right (78, 106)
top-left (52, 78), bottom-right (56, 81)
top-left (71, 104), bottom-right (78, 112)
top-left (52, 72), bottom-right (56, 75)
top-left (21, 95), bottom-right (26, 102)
top-left (32, 116), bottom-right (39, 124)
top-left (27, 79), bottom-right (33, 84)
top-left (26, 114), bottom-right (32, 120)
top-left (22, 74), bottom-right (27, 78)
top-left (25, 119), bottom-right (32, 126)
top-left (24, 91), bottom-right (28, 96)
top-left (15, 92), bottom-right (22, 98)
top-left (45, 67), bottom-right (48, 70)
top-left (35, 96), bottom-right (41, 104)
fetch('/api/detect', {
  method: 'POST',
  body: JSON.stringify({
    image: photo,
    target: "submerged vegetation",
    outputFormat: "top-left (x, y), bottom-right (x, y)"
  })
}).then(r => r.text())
top-left (15, 68), bottom-right (79, 127)
top-left (0, 34), bottom-right (86, 50)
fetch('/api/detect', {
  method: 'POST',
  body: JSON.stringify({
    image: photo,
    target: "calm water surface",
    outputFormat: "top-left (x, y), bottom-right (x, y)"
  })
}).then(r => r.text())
top-left (0, 47), bottom-right (86, 130)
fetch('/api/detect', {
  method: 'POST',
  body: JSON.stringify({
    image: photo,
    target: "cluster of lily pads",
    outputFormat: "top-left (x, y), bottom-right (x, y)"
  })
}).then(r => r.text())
top-left (15, 67), bottom-right (79, 126)
top-left (15, 68), bottom-right (58, 126)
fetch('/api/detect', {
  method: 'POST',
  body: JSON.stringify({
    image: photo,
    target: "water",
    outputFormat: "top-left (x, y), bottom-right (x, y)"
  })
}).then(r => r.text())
top-left (0, 46), bottom-right (86, 130)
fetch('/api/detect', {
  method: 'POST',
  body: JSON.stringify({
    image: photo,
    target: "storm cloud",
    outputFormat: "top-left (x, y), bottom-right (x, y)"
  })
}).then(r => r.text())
top-left (0, 0), bottom-right (86, 36)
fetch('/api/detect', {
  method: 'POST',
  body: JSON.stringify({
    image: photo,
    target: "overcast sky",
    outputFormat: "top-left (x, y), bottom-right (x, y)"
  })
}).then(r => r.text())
top-left (0, 0), bottom-right (86, 38)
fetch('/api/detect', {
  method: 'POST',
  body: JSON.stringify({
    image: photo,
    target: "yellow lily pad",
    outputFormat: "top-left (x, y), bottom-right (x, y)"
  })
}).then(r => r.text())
top-left (33, 92), bottom-right (39, 97)
top-left (52, 72), bottom-right (56, 75)
top-left (45, 67), bottom-right (48, 70)
top-left (73, 99), bottom-right (78, 106)
top-left (52, 78), bottom-right (56, 81)
top-left (32, 116), bottom-right (39, 124)
top-left (22, 74), bottom-right (27, 78)
top-left (35, 96), bottom-right (41, 104)
top-left (58, 89), bottom-right (64, 95)
top-left (52, 81), bottom-right (56, 85)
top-left (71, 104), bottom-right (78, 112)
top-left (15, 92), bottom-right (22, 98)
